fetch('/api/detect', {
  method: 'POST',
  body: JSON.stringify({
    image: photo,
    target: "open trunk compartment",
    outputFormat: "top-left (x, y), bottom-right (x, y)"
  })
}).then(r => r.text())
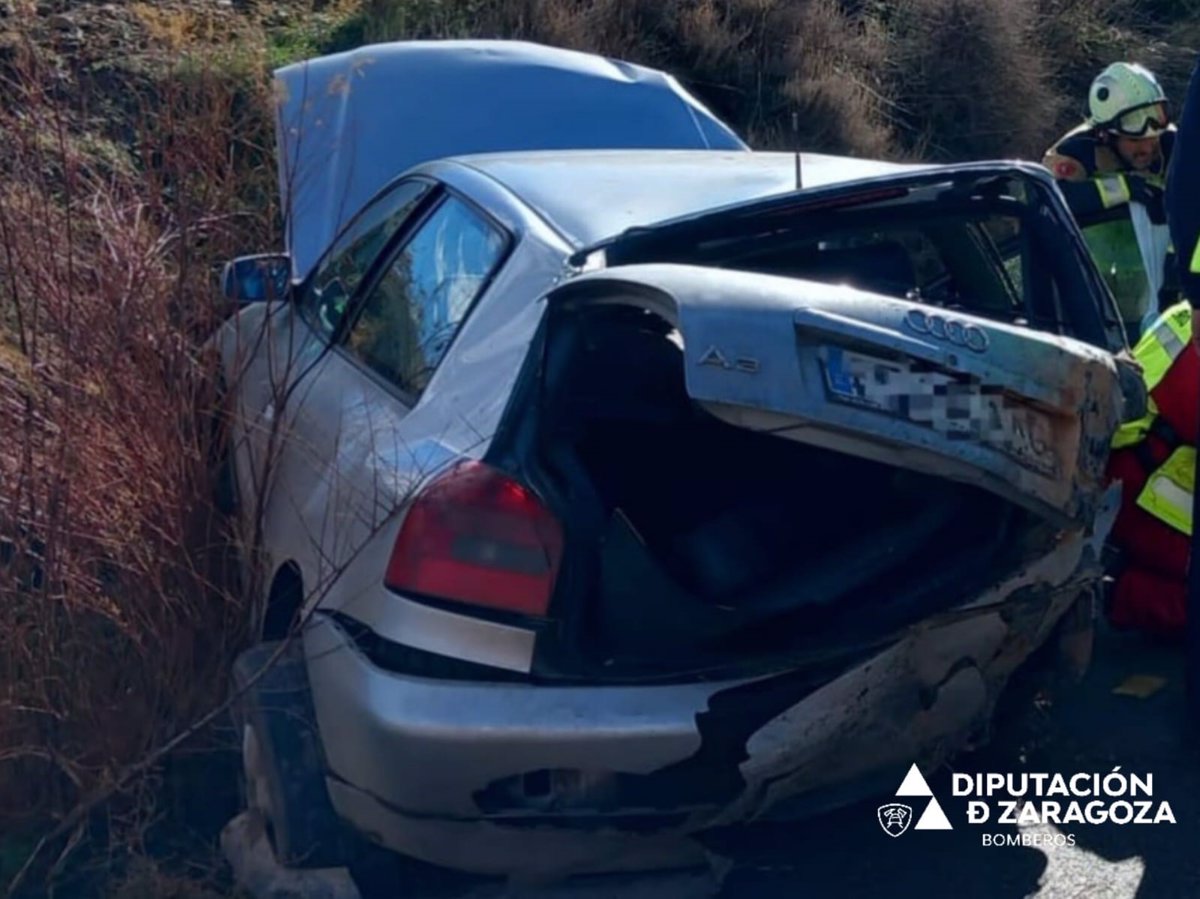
top-left (508, 298), bottom-right (1069, 679)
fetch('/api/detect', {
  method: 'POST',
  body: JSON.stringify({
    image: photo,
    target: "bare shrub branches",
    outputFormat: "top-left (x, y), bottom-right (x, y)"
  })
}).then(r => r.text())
top-left (0, 18), bottom-right (276, 893)
top-left (883, 0), bottom-right (1065, 160)
top-left (357, 0), bottom-right (1198, 161)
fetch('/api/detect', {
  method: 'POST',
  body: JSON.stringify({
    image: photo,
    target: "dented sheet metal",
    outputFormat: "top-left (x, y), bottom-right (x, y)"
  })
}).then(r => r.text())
top-left (303, 484), bottom-right (1120, 880)
top-left (272, 40), bottom-right (747, 282)
top-left (701, 482), bottom-right (1120, 830)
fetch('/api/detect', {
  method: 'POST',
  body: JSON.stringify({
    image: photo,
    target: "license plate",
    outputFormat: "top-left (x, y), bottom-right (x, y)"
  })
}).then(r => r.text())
top-left (820, 346), bottom-right (1059, 476)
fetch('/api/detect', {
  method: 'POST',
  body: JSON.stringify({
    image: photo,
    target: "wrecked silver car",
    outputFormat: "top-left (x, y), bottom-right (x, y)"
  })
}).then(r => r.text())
top-left (214, 38), bottom-right (1144, 889)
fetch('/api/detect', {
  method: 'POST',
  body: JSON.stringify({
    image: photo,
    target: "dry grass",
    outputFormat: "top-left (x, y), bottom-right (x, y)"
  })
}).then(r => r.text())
top-left (0, 18), bottom-right (277, 894)
top-left (107, 855), bottom-right (246, 899)
top-left (882, 0), bottom-right (1065, 160)
top-left (358, 0), bottom-right (1198, 160)
top-left (129, 4), bottom-right (226, 52)
top-left (356, 0), bottom-right (901, 153)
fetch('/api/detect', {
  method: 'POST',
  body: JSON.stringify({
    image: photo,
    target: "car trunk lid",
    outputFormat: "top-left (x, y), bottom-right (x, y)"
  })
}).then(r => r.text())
top-left (543, 263), bottom-right (1124, 529)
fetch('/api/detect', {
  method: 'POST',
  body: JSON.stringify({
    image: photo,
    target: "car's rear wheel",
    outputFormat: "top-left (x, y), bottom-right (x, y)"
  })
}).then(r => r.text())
top-left (230, 640), bottom-right (348, 869)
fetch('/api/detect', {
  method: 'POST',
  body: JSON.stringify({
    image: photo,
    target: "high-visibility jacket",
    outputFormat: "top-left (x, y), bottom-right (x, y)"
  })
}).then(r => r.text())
top-left (1112, 301), bottom-right (1196, 536)
top-left (1104, 299), bottom-right (1197, 637)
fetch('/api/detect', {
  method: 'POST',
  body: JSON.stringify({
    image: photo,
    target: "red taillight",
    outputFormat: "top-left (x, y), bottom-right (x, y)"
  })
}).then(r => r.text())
top-left (384, 461), bottom-right (564, 617)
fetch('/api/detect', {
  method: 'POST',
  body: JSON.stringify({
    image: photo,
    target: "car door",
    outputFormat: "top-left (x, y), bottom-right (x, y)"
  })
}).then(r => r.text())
top-left (264, 185), bottom-right (511, 617)
top-left (1072, 206), bottom-right (1159, 338)
top-left (246, 177), bottom-right (434, 605)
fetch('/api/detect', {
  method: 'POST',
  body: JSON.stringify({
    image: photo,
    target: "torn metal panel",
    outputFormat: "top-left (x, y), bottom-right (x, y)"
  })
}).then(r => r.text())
top-left (706, 483), bottom-right (1120, 828)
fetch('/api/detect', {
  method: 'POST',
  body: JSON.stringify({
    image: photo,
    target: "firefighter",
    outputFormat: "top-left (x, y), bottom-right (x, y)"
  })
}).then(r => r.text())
top-left (1043, 62), bottom-right (1177, 338)
top-left (1106, 302), bottom-right (1197, 639)
top-left (1101, 54), bottom-right (1200, 639)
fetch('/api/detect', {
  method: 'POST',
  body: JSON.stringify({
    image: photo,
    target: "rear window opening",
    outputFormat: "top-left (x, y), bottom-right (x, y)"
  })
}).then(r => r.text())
top-left (522, 304), bottom-right (1051, 679)
top-left (596, 172), bottom-right (1123, 351)
top-left (715, 211), bottom-right (1032, 325)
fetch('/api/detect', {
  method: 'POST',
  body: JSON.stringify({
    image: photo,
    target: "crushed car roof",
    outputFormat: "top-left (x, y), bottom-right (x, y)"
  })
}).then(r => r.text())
top-left (450, 149), bottom-right (933, 248)
top-left (273, 39), bottom-right (748, 281)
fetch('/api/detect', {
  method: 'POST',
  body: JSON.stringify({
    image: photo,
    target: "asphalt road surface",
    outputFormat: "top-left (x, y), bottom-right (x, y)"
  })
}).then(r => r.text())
top-left (718, 622), bottom-right (1200, 899)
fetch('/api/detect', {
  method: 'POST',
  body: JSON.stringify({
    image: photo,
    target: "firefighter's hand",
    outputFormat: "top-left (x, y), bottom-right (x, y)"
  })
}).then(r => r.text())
top-left (1128, 175), bottom-right (1167, 224)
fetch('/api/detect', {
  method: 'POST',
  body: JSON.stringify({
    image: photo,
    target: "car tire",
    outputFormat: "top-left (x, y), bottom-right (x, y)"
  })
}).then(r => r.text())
top-left (231, 639), bottom-right (348, 870)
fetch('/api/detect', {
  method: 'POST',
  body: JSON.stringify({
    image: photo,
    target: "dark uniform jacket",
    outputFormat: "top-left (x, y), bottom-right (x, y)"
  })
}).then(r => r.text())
top-left (1167, 55), bottom-right (1200, 307)
top-left (1044, 123), bottom-right (1175, 221)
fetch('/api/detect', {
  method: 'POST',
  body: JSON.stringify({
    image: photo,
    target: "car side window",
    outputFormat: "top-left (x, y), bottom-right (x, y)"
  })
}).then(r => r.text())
top-left (300, 179), bottom-right (431, 338)
top-left (345, 194), bottom-right (507, 396)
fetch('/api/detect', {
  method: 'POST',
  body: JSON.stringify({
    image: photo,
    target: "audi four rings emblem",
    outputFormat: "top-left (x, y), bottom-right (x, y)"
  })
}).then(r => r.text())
top-left (903, 309), bottom-right (990, 352)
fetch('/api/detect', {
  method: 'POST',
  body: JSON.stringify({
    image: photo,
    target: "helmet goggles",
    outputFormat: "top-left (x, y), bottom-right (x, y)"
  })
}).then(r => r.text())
top-left (1103, 101), bottom-right (1170, 138)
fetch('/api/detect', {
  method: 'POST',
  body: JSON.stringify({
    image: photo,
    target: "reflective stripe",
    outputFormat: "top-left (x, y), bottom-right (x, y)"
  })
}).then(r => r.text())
top-left (1112, 396), bottom-right (1158, 448)
top-left (1113, 302), bottom-right (1193, 451)
top-left (1192, 238), bottom-right (1200, 274)
top-left (1131, 301), bottom-right (1193, 392)
top-left (1096, 174), bottom-right (1131, 208)
top-left (1153, 316), bottom-right (1187, 358)
top-left (1135, 445), bottom-right (1195, 536)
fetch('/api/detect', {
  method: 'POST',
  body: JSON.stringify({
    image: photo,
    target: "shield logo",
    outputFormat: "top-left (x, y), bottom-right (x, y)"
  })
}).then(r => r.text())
top-left (878, 803), bottom-right (913, 837)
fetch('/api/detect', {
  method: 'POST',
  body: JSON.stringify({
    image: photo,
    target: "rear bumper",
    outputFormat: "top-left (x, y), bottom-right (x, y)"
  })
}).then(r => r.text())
top-left (325, 777), bottom-right (712, 877)
top-left (304, 616), bottom-right (737, 875)
top-left (303, 532), bottom-right (1104, 879)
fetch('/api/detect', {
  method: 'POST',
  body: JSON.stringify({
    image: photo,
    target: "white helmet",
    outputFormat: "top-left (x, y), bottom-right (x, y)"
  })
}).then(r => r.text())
top-left (1088, 62), bottom-right (1170, 137)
